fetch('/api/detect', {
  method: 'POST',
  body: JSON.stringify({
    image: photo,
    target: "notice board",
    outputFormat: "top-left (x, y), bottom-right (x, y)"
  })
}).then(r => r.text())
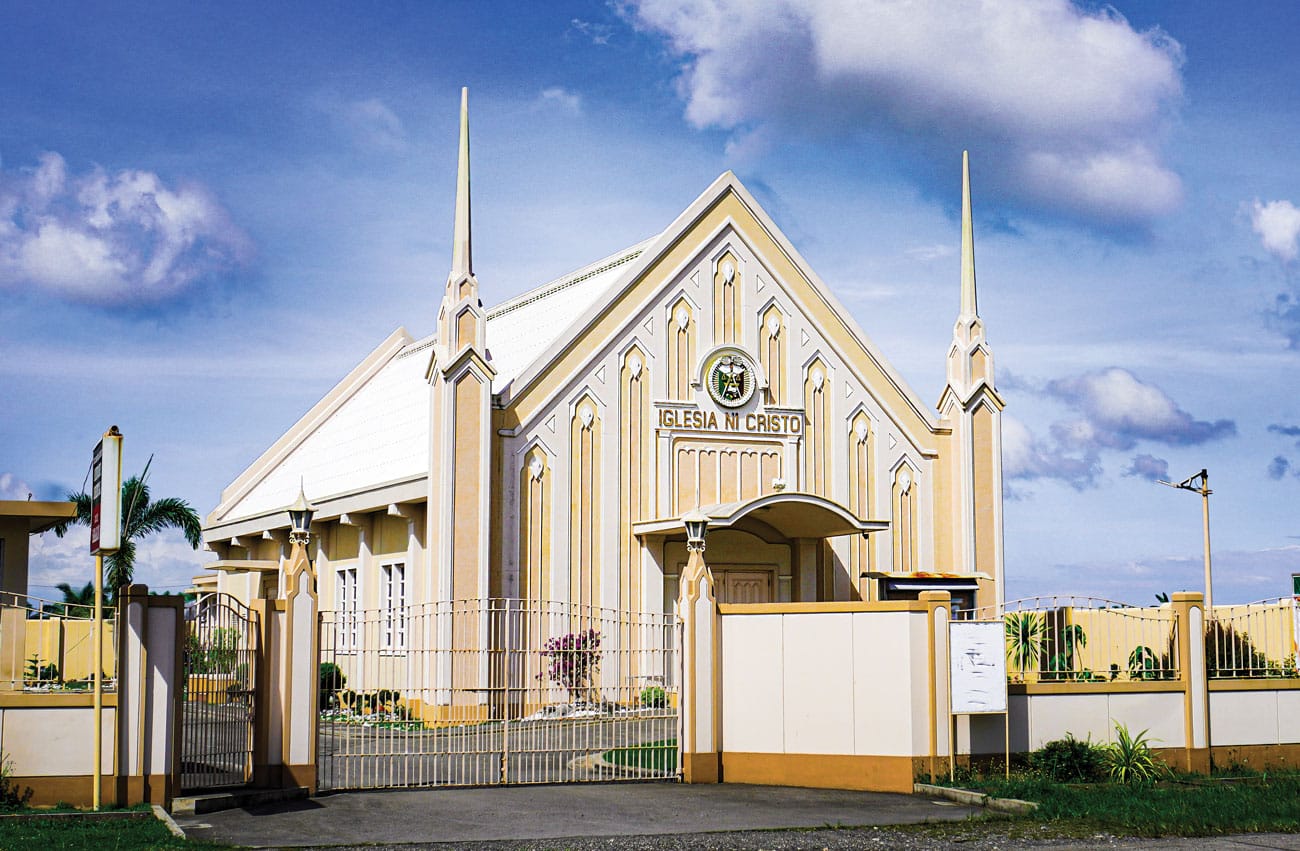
top-left (949, 620), bottom-right (1008, 714)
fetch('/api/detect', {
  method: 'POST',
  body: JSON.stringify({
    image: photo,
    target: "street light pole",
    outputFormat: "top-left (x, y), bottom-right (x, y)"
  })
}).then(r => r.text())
top-left (1157, 468), bottom-right (1213, 614)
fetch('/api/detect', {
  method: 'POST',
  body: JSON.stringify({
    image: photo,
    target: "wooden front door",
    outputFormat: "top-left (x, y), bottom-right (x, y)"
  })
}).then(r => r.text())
top-left (716, 568), bottom-right (774, 604)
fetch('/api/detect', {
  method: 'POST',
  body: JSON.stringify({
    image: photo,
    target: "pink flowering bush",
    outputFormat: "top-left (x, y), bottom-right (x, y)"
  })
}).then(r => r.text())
top-left (539, 628), bottom-right (602, 703)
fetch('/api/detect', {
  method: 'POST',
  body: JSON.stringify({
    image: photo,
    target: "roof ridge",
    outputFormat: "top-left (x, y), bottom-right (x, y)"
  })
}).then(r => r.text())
top-left (486, 240), bottom-right (652, 321)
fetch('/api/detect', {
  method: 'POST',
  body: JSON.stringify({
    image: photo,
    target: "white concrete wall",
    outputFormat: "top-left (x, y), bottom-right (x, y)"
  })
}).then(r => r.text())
top-left (0, 704), bottom-right (115, 776)
top-left (720, 609), bottom-right (931, 757)
top-left (1211, 689), bottom-right (1300, 746)
top-left (1003, 691), bottom-right (1186, 751)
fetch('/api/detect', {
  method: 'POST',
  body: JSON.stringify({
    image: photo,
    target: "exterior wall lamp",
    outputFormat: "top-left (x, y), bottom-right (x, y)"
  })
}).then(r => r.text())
top-left (683, 510), bottom-right (708, 552)
top-left (288, 482), bottom-right (316, 547)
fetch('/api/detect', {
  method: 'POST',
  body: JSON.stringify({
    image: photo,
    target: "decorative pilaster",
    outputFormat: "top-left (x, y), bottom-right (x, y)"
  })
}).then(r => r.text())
top-left (279, 532), bottom-right (319, 791)
top-left (678, 512), bottom-right (720, 783)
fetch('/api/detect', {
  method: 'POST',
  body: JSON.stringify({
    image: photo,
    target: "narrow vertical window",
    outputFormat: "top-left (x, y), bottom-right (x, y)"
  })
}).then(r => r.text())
top-left (337, 567), bottom-right (358, 652)
top-left (382, 562), bottom-right (407, 651)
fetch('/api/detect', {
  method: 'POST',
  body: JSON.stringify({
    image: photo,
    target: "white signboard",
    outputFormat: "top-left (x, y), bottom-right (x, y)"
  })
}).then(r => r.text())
top-left (949, 620), bottom-right (1008, 714)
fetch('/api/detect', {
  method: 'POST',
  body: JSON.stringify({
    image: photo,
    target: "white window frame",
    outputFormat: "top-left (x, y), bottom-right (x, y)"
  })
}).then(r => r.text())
top-left (336, 566), bottom-right (358, 652)
top-left (381, 561), bottom-right (407, 652)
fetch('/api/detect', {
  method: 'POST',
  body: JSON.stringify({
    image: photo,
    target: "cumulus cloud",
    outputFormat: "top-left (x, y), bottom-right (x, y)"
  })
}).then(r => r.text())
top-left (1004, 368), bottom-right (1233, 492)
top-left (0, 152), bottom-right (252, 304)
top-left (1250, 199), bottom-right (1300, 263)
top-left (1001, 415), bottom-right (1100, 493)
top-left (1123, 453), bottom-right (1170, 482)
top-left (27, 523), bottom-right (212, 599)
top-left (538, 87), bottom-right (583, 116)
top-left (0, 472), bottom-right (33, 500)
top-left (317, 96), bottom-right (408, 151)
top-left (621, 0), bottom-right (1184, 226)
top-left (1045, 368), bottom-right (1235, 450)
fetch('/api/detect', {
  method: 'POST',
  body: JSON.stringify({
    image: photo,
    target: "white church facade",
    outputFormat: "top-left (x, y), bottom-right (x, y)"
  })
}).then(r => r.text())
top-left (198, 89), bottom-right (1007, 627)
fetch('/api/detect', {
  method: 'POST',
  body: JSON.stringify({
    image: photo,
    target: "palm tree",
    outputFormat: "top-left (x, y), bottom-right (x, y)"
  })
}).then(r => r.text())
top-left (52, 474), bottom-right (202, 594)
top-left (57, 582), bottom-right (95, 606)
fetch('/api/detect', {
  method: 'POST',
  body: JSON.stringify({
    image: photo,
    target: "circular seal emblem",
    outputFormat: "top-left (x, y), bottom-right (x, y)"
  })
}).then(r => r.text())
top-left (705, 350), bottom-right (757, 408)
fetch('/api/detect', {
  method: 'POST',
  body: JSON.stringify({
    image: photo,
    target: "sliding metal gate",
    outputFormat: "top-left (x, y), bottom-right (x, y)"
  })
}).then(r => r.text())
top-left (317, 599), bottom-right (680, 790)
top-left (181, 593), bottom-right (259, 790)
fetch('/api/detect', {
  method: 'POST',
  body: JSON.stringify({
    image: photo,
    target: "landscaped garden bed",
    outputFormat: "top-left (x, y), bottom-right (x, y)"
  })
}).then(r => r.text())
top-left (925, 724), bottom-right (1300, 836)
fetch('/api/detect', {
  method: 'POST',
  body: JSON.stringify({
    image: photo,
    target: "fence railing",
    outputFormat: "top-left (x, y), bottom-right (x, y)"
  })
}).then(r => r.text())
top-left (0, 591), bottom-right (117, 692)
top-left (973, 597), bottom-right (1180, 684)
top-left (972, 596), bottom-right (1300, 684)
top-left (318, 598), bottom-right (681, 789)
top-left (1207, 598), bottom-right (1298, 679)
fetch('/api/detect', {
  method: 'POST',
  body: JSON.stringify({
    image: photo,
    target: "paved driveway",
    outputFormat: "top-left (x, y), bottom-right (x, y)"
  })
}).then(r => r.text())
top-left (174, 782), bottom-right (978, 848)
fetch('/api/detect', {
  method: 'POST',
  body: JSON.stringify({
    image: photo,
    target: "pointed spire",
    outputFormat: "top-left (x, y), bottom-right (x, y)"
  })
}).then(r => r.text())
top-left (959, 150), bottom-right (977, 318)
top-left (450, 87), bottom-right (472, 281)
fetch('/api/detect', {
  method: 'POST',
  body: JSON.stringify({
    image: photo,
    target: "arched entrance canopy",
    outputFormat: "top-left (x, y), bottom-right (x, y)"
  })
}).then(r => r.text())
top-left (632, 491), bottom-right (888, 541)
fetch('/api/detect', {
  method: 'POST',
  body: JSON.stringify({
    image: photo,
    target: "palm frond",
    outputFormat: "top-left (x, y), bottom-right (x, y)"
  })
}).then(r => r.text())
top-left (131, 497), bottom-right (202, 548)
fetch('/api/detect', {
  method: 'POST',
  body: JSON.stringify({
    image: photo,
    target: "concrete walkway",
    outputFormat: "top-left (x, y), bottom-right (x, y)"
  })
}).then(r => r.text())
top-left (173, 782), bottom-right (979, 848)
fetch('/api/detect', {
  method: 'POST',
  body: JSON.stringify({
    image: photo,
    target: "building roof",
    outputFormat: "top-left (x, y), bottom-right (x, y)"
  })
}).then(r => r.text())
top-left (0, 500), bottom-right (77, 534)
top-left (206, 239), bottom-right (654, 533)
top-left (484, 239), bottom-right (652, 389)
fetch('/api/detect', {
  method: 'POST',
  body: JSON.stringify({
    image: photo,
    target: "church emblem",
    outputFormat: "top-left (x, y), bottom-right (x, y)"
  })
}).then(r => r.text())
top-left (705, 350), bottom-right (757, 408)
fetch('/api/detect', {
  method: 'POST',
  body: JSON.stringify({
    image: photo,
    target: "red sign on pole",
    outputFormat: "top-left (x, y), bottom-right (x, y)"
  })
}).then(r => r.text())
top-left (91, 428), bottom-right (122, 555)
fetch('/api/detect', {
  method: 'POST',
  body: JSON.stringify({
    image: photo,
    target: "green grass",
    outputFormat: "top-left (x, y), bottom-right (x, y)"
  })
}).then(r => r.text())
top-left (603, 738), bottom-right (677, 772)
top-left (930, 769), bottom-right (1300, 837)
top-left (0, 812), bottom-right (232, 849)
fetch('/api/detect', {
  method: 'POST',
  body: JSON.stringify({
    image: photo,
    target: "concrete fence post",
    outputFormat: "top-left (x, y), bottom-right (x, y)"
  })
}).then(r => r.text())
top-left (922, 591), bottom-right (952, 780)
top-left (1172, 592), bottom-right (1210, 773)
top-left (279, 540), bottom-right (319, 791)
top-left (115, 584), bottom-right (184, 806)
top-left (677, 529), bottom-right (720, 783)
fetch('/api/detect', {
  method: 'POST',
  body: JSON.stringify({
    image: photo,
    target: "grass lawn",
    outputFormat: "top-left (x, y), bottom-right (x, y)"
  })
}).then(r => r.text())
top-left (603, 738), bottom-right (677, 772)
top-left (0, 812), bottom-right (230, 849)
top-left (934, 771), bottom-right (1300, 837)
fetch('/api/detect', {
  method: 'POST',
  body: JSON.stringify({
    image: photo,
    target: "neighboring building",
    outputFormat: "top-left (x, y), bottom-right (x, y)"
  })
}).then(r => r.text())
top-left (199, 89), bottom-right (1005, 620)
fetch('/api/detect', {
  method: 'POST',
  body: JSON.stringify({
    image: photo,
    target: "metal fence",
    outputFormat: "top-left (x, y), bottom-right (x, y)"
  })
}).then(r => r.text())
top-left (181, 593), bottom-right (259, 790)
top-left (318, 599), bottom-right (680, 791)
top-left (0, 591), bottom-right (116, 692)
top-left (974, 597), bottom-right (1180, 683)
top-left (1207, 598), bottom-right (1298, 679)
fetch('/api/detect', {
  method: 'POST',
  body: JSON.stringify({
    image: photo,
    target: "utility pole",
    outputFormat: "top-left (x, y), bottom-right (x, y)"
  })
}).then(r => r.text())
top-left (1157, 469), bottom-right (1213, 614)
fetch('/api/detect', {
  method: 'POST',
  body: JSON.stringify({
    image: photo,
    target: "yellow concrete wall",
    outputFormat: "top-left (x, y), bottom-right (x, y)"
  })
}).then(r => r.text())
top-left (23, 619), bottom-right (117, 683)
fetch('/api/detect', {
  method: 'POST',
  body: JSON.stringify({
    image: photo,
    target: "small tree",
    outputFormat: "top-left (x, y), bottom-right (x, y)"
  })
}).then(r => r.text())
top-left (539, 628), bottom-right (602, 704)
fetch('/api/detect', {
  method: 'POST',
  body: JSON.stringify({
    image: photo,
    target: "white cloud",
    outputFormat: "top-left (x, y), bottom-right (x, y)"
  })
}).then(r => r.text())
top-left (1046, 368), bottom-right (1235, 449)
top-left (318, 96), bottom-right (408, 152)
top-left (1250, 199), bottom-right (1300, 263)
top-left (570, 18), bottom-right (613, 45)
top-left (622, 0), bottom-right (1184, 225)
top-left (0, 152), bottom-right (252, 304)
top-left (1003, 369), bottom-right (1233, 494)
top-left (27, 524), bottom-right (212, 600)
top-left (0, 472), bottom-right (33, 500)
top-left (538, 87), bottom-right (583, 116)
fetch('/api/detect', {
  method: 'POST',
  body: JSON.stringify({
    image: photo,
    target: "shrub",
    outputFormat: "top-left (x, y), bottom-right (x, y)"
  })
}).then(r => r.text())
top-left (0, 757), bottom-right (32, 811)
top-left (538, 629), bottom-right (602, 703)
top-left (1102, 723), bottom-right (1166, 784)
top-left (319, 662), bottom-right (346, 710)
top-left (23, 656), bottom-right (59, 685)
top-left (1030, 734), bottom-right (1105, 782)
top-left (640, 685), bottom-right (667, 708)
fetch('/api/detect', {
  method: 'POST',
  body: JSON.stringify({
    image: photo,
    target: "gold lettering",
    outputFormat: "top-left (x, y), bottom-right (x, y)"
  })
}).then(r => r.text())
top-left (706, 412), bottom-right (717, 429)
top-left (725, 413), bottom-right (738, 430)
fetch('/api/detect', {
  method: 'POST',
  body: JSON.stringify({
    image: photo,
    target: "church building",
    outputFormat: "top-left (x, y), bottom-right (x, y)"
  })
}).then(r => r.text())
top-left (199, 89), bottom-right (1006, 621)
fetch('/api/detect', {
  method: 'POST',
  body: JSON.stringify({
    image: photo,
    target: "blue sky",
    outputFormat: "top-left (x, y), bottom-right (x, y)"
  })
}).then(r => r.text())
top-left (3, 1), bottom-right (1298, 605)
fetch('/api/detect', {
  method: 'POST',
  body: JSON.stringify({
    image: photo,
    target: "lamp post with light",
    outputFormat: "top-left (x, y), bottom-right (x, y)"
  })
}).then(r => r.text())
top-left (287, 484), bottom-right (316, 561)
top-left (1156, 468), bottom-right (1213, 614)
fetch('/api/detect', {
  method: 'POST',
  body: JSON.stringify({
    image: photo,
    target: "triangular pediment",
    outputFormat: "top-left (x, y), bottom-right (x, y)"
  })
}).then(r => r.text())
top-left (496, 172), bottom-right (941, 444)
